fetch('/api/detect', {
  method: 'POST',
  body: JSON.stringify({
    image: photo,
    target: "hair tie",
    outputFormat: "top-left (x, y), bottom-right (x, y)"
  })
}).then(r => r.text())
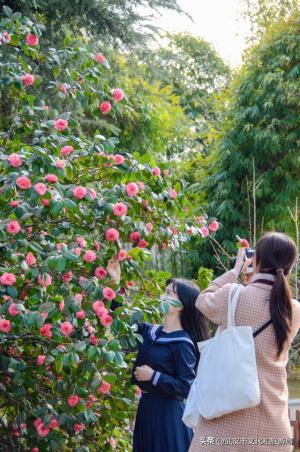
top-left (276, 268), bottom-right (284, 274)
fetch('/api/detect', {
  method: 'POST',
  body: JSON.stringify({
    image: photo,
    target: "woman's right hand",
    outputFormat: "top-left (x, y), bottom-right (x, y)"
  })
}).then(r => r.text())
top-left (107, 258), bottom-right (121, 285)
top-left (234, 248), bottom-right (253, 275)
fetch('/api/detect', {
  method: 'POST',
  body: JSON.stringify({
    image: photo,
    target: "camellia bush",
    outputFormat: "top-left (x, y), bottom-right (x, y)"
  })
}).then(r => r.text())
top-left (0, 7), bottom-right (218, 451)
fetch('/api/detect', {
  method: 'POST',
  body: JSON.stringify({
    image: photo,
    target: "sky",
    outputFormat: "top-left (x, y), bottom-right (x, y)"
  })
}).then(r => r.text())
top-left (143, 0), bottom-right (251, 68)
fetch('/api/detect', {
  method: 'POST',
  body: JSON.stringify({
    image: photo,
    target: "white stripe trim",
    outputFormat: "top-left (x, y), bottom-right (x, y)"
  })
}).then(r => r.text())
top-left (150, 325), bottom-right (160, 341)
top-left (156, 337), bottom-right (195, 347)
top-left (152, 371), bottom-right (161, 386)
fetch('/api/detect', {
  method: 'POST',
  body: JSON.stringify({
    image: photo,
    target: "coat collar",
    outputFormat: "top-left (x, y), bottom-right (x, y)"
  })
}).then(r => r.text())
top-left (250, 272), bottom-right (276, 283)
top-left (148, 324), bottom-right (195, 348)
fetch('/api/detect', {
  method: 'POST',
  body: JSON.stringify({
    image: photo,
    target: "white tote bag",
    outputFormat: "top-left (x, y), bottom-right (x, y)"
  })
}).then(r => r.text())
top-left (194, 283), bottom-right (261, 420)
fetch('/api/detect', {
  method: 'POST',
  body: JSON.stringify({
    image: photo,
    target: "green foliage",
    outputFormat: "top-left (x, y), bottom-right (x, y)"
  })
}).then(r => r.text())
top-left (0, 0), bottom-right (184, 47)
top-left (143, 33), bottom-right (231, 155)
top-left (205, 12), bottom-right (300, 255)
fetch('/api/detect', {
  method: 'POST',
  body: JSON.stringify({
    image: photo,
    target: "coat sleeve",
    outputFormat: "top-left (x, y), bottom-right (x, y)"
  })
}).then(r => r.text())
top-left (150, 342), bottom-right (196, 399)
top-left (195, 269), bottom-right (238, 327)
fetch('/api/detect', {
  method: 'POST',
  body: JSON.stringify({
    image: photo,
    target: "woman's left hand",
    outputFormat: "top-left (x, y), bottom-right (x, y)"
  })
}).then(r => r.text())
top-left (134, 365), bottom-right (154, 381)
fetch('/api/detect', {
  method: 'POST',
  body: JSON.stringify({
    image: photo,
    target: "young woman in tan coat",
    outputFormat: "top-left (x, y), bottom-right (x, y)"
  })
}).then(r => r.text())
top-left (189, 232), bottom-right (300, 452)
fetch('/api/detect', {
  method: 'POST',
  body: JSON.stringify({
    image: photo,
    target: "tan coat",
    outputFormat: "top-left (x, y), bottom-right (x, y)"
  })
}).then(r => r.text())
top-left (189, 270), bottom-right (300, 452)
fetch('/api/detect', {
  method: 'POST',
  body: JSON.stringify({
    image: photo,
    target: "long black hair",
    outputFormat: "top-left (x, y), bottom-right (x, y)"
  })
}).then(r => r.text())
top-left (255, 232), bottom-right (297, 357)
top-left (166, 278), bottom-right (210, 361)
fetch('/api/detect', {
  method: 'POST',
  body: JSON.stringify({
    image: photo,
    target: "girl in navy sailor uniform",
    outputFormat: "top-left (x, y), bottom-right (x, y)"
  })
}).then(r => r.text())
top-left (131, 278), bottom-right (210, 452)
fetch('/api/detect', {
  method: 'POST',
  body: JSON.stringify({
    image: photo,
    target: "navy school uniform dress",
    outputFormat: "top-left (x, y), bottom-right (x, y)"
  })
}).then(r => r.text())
top-left (132, 323), bottom-right (196, 452)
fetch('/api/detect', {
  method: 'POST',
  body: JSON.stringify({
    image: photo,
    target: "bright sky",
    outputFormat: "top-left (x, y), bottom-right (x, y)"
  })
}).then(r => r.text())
top-left (144, 0), bottom-right (251, 68)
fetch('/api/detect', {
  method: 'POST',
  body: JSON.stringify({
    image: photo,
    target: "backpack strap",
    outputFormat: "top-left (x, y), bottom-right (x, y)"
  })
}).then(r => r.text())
top-left (253, 319), bottom-right (272, 338)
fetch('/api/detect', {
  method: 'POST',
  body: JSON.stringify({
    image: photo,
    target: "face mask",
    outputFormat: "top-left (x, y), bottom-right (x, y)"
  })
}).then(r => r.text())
top-left (160, 295), bottom-right (182, 307)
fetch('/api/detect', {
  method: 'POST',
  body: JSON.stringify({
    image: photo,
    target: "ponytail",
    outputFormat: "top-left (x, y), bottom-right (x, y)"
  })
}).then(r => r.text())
top-left (269, 269), bottom-right (293, 357)
top-left (255, 233), bottom-right (297, 358)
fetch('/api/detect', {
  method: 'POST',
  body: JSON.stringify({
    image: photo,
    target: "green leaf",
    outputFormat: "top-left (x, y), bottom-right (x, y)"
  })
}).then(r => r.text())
top-left (7, 287), bottom-right (18, 299)
top-left (55, 355), bottom-right (63, 373)
top-left (3, 5), bottom-right (12, 16)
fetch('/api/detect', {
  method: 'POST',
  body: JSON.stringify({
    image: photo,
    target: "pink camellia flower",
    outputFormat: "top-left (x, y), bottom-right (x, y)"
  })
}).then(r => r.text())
top-left (16, 176), bottom-right (31, 190)
top-left (68, 395), bottom-right (80, 407)
top-left (83, 250), bottom-right (97, 263)
top-left (76, 310), bottom-right (85, 320)
top-left (34, 183), bottom-right (47, 196)
top-left (73, 423), bottom-right (85, 433)
top-left (61, 321), bottom-right (74, 336)
top-left (0, 31), bottom-right (11, 44)
top-left (136, 386), bottom-right (142, 397)
top-left (137, 181), bottom-right (145, 191)
top-left (59, 83), bottom-right (68, 94)
top-left (114, 154), bottom-right (124, 165)
top-left (209, 220), bottom-right (219, 232)
top-left (100, 314), bottom-right (113, 327)
top-left (103, 287), bottom-right (116, 301)
top-left (89, 334), bottom-right (99, 346)
top-left (100, 101), bottom-right (112, 115)
top-left (146, 223), bottom-right (153, 232)
top-left (25, 252), bottom-right (36, 266)
top-left (76, 237), bottom-right (86, 248)
top-left (130, 231), bottom-right (140, 243)
top-left (62, 271), bottom-right (73, 283)
top-left (88, 188), bottom-right (97, 200)
top-left (94, 241), bottom-right (101, 251)
top-left (117, 249), bottom-right (127, 261)
top-left (95, 53), bottom-right (106, 63)
top-left (75, 247), bottom-right (81, 256)
top-left (8, 303), bottom-right (20, 317)
top-left (113, 202), bottom-right (128, 217)
top-left (41, 199), bottom-right (50, 207)
top-left (10, 200), bottom-right (19, 207)
top-left (49, 418), bottom-right (59, 429)
top-left (55, 159), bottom-right (66, 169)
top-left (169, 189), bottom-right (177, 199)
top-left (60, 145), bottom-right (73, 156)
top-left (22, 74), bottom-right (35, 86)
top-left (37, 274), bottom-right (52, 288)
top-left (200, 226), bottom-right (209, 238)
top-left (137, 239), bottom-right (148, 249)
top-left (32, 448), bottom-right (39, 452)
top-left (98, 381), bottom-right (111, 395)
top-left (36, 423), bottom-right (50, 437)
top-left (7, 153), bottom-right (23, 167)
top-left (109, 437), bottom-right (117, 449)
top-left (125, 182), bottom-right (138, 197)
top-left (92, 300), bottom-right (106, 316)
top-left (94, 267), bottom-right (107, 279)
top-left (45, 174), bottom-right (58, 183)
top-left (20, 423), bottom-right (27, 430)
top-left (105, 228), bottom-right (119, 242)
top-left (37, 355), bottom-right (46, 366)
top-left (73, 186), bottom-right (87, 200)
top-left (26, 34), bottom-right (39, 46)
top-left (7, 220), bottom-right (21, 235)
top-left (0, 273), bottom-right (16, 286)
top-left (152, 166), bottom-right (161, 177)
top-left (112, 88), bottom-right (124, 102)
top-left (0, 319), bottom-right (12, 333)
top-left (40, 323), bottom-right (52, 338)
top-left (54, 119), bottom-right (68, 131)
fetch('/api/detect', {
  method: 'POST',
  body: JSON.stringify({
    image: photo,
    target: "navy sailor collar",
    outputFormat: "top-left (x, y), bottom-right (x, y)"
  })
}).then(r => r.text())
top-left (148, 325), bottom-right (195, 349)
